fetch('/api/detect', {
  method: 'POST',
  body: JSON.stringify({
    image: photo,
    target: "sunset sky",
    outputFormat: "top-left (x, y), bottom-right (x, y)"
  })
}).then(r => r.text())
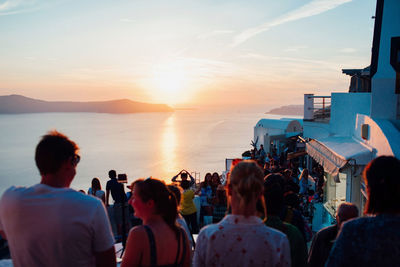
top-left (0, 0), bottom-right (376, 107)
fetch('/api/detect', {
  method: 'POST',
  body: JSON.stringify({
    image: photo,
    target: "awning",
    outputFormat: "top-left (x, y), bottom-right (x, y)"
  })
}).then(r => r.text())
top-left (306, 137), bottom-right (373, 180)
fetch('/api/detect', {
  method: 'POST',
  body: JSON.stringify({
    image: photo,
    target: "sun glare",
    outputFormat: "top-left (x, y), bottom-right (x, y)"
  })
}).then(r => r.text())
top-left (150, 61), bottom-right (188, 105)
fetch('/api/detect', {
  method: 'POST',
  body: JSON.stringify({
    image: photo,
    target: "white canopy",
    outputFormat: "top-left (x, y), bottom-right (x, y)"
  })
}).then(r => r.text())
top-left (306, 137), bottom-right (374, 179)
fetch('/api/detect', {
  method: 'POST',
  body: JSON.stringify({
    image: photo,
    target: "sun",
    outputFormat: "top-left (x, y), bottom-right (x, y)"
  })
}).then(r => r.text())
top-left (151, 61), bottom-right (188, 105)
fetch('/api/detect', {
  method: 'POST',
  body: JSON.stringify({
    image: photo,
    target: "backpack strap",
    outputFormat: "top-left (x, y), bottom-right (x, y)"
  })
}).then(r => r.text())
top-left (144, 225), bottom-right (157, 267)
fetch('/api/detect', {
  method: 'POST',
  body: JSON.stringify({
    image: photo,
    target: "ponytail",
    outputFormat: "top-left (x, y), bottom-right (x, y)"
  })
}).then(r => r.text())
top-left (229, 160), bottom-right (264, 211)
top-left (163, 190), bottom-right (180, 239)
top-left (135, 178), bottom-right (180, 240)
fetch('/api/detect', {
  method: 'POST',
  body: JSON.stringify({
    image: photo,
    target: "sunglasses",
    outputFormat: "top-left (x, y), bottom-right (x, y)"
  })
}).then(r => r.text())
top-left (71, 154), bottom-right (81, 166)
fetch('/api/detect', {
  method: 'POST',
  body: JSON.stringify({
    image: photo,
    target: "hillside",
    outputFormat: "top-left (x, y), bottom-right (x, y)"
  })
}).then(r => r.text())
top-left (0, 95), bottom-right (173, 114)
top-left (266, 104), bottom-right (303, 116)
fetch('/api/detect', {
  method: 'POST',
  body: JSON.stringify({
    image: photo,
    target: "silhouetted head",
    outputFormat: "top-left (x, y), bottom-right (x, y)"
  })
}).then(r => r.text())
top-left (204, 173), bottom-right (212, 183)
top-left (91, 177), bottom-right (101, 191)
top-left (363, 156), bottom-right (400, 215)
top-left (284, 192), bottom-right (300, 209)
top-left (108, 170), bottom-right (116, 179)
top-left (336, 202), bottom-right (358, 227)
top-left (201, 173), bottom-right (212, 188)
top-left (35, 130), bottom-right (79, 176)
top-left (263, 173), bottom-right (285, 216)
top-left (180, 172), bottom-right (188, 180)
top-left (212, 172), bottom-right (221, 185)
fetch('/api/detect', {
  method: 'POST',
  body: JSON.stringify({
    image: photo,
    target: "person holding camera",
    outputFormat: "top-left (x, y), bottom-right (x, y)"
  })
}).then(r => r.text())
top-left (106, 170), bottom-right (127, 239)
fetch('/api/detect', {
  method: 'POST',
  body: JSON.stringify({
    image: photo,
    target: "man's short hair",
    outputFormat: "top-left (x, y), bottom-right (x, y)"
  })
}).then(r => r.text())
top-left (35, 130), bottom-right (79, 175)
top-left (336, 202), bottom-right (359, 223)
top-left (108, 170), bottom-right (117, 179)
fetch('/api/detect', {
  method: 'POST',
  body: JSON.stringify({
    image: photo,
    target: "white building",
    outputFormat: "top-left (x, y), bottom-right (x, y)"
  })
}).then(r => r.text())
top-left (254, 118), bottom-right (303, 154)
top-left (253, 0), bottom-right (400, 229)
top-left (303, 0), bottom-right (400, 228)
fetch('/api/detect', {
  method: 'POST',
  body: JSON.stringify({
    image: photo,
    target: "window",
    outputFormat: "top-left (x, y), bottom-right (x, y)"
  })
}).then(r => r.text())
top-left (324, 172), bottom-right (347, 215)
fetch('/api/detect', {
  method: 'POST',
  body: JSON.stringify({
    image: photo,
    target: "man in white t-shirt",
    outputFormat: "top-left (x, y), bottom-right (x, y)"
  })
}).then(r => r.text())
top-left (0, 131), bottom-right (116, 267)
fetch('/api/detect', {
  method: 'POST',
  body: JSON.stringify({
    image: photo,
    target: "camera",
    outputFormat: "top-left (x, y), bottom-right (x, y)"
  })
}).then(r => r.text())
top-left (117, 173), bottom-right (128, 184)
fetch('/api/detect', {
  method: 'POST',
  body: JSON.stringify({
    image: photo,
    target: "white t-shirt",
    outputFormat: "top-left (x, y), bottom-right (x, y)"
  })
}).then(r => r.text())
top-left (0, 184), bottom-right (115, 267)
top-left (88, 188), bottom-right (105, 200)
top-left (193, 214), bottom-right (291, 267)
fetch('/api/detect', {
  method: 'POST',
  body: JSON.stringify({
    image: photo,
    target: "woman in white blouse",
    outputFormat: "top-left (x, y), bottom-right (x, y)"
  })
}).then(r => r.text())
top-left (193, 160), bottom-right (291, 267)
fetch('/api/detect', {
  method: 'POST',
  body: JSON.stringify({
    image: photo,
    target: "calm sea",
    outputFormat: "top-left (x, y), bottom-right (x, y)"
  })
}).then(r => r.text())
top-left (0, 108), bottom-right (288, 194)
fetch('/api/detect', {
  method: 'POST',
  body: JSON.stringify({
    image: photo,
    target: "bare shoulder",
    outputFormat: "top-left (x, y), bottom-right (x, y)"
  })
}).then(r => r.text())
top-left (125, 226), bottom-right (148, 255)
top-left (128, 225), bottom-right (147, 240)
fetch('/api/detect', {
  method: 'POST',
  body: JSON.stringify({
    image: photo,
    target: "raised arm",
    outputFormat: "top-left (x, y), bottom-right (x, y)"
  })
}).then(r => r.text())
top-left (172, 170), bottom-right (184, 182)
top-left (186, 171), bottom-right (195, 186)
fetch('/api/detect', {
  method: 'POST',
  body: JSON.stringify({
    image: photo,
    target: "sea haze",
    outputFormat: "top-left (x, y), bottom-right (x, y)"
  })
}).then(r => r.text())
top-left (0, 109), bottom-right (289, 194)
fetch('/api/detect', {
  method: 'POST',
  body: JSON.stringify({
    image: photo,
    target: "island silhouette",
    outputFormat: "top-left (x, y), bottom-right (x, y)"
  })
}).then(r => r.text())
top-left (0, 94), bottom-right (173, 114)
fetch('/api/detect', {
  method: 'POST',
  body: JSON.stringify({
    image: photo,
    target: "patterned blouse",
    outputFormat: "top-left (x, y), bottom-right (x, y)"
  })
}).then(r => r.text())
top-left (193, 214), bottom-right (291, 267)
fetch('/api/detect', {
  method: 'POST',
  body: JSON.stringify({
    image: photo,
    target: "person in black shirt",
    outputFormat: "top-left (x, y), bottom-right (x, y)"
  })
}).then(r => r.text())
top-left (106, 170), bottom-right (126, 237)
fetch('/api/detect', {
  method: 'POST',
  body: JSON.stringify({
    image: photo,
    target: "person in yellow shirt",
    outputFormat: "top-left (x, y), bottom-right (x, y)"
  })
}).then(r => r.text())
top-left (180, 180), bottom-right (199, 234)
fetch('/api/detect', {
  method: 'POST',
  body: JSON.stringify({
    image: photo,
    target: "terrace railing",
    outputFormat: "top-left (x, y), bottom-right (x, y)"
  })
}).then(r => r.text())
top-left (304, 94), bottom-right (331, 122)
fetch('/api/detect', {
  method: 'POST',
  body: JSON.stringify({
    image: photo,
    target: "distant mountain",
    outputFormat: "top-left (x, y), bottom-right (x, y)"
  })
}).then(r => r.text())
top-left (266, 104), bottom-right (303, 116)
top-left (0, 95), bottom-right (173, 114)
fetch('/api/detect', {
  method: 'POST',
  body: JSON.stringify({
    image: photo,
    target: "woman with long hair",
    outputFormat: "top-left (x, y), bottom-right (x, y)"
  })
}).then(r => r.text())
top-left (88, 177), bottom-right (105, 203)
top-left (197, 173), bottom-right (213, 226)
top-left (326, 156), bottom-right (400, 266)
top-left (121, 178), bottom-right (190, 267)
top-left (193, 160), bottom-right (290, 267)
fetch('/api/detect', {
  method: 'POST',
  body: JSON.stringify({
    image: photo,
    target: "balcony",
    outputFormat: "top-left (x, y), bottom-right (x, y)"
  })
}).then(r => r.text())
top-left (304, 94), bottom-right (331, 122)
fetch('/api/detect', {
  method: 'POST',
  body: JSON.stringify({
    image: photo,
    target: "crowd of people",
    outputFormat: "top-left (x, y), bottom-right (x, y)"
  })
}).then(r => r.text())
top-left (0, 130), bottom-right (400, 267)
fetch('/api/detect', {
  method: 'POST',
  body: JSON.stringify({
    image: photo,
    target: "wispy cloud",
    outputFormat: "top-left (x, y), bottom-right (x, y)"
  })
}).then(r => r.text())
top-left (233, 0), bottom-right (352, 46)
top-left (284, 45), bottom-right (308, 52)
top-left (120, 18), bottom-right (135, 23)
top-left (239, 52), bottom-right (342, 71)
top-left (0, 0), bottom-right (39, 15)
top-left (339, 48), bottom-right (357, 53)
top-left (197, 30), bottom-right (234, 40)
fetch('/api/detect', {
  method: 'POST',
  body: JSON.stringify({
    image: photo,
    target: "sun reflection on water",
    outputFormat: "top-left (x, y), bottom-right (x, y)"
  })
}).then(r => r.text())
top-left (161, 115), bottom-right (178, 175)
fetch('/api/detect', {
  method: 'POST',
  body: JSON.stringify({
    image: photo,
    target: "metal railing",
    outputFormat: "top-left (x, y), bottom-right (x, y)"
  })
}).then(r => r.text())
top-left (304, 94), bottom-right (331, 122)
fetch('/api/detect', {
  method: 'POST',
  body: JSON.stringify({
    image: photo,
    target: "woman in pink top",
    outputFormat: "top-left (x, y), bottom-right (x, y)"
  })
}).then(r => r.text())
top-left (193, 160), bottom-right (290, 267)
